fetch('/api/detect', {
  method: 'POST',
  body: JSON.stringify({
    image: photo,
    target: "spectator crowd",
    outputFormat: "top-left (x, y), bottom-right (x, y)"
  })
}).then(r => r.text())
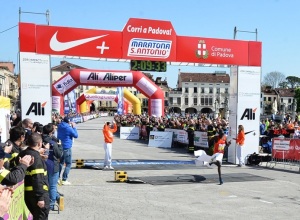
top-left (0, 110), bottom-right (99, 219)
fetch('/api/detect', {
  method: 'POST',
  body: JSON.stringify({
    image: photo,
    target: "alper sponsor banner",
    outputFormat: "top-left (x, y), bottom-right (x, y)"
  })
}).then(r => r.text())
top-left (80, 71), bottom-right (133, 84)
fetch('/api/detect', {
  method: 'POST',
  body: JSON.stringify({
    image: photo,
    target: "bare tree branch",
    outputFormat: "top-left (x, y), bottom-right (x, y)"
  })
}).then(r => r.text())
top-left (263, 71), bottom-right (286, 88)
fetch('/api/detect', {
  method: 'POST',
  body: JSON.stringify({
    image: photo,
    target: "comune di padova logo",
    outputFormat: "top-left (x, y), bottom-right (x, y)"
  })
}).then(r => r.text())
top-left (128, 38), bottom-right (172, 58)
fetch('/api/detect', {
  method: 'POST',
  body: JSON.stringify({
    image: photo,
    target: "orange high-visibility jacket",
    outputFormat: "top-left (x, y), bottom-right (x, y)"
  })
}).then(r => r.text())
top-left (103, 124), bottom-right (117, 143)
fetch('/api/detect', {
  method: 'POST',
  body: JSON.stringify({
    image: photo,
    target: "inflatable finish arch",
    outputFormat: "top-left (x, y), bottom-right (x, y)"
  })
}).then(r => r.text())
top-left (52, 69), bottom-right (164, 116)
top-left (76, 93), bottom-right (131, 114)
top-left (76, 87), bottom-right (140, 115)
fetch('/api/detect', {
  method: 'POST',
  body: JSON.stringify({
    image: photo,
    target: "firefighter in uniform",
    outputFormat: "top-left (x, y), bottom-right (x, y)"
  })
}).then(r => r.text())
top-left (16, 132), bottom-right (50, 219)
top-left (186, 122), bottom-right (196, 153)
top-left (207, 121), bottom-right (216, 155)
top-left (0, 147), bottom-right (33, 186)
top-left (6, 126), bottom-right (26, 169)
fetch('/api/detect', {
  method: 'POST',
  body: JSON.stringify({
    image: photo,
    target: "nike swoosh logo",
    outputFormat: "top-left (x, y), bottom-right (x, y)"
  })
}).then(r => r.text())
top-left (50, 31), bottom-right (108, 52)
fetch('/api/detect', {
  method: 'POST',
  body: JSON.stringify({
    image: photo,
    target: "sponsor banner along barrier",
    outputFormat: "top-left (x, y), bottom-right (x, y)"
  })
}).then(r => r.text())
top-left (120, 127), bottom-right (140, 140)
top-left (148, 131), bottom-right (173, 148)
top-left (272, 138), bottom-right (300, 161)
top-left (165, 129), bottom-right (208, 148)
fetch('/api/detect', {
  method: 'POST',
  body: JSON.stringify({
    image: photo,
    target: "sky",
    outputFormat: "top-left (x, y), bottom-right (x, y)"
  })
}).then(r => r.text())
top-left (0, 0), bottom-right (299, 88)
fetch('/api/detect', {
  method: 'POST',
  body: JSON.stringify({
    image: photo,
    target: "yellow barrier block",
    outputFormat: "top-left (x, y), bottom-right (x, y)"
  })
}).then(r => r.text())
top-left (114, 170), bottom-right (128, 182)
top-left (76, 159), bottom-right (84, 168)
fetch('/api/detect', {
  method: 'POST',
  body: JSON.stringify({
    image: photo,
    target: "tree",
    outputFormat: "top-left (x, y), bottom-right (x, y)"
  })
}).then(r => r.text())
top-left (263, 71), bottom-right (286, 88)
top-left (286, 76), bottom-right (300, 88)
top-left (295, 88), bottom-right (300, 112)
top-left (278, 81), bottom-right (288, 88)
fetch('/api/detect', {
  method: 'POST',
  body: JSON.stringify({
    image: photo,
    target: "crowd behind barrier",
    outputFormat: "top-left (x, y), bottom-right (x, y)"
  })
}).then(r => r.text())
top-left (0, 110), bottom-right (104, 220)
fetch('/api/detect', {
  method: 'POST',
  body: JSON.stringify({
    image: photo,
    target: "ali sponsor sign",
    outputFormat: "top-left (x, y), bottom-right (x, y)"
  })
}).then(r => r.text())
top-left (80, 71), bottom-right (133, 84)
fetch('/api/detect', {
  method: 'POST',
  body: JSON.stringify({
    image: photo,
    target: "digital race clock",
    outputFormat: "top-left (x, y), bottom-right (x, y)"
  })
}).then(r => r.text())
top-left (130, 60), bottom-right (167, 72)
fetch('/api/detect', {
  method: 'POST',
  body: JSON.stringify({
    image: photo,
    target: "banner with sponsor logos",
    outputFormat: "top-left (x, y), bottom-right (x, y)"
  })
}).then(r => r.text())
top-left (272, 138), bottom-right (300, 161)
top-left (19, 18), bottom-right (261, 123)
top-left (19, 18), bottom-right (261, 65)
top-left (148, 131), bottom-right (173, 148)
top-left (20, 52), bottom-right (52, 125)
top-left (120, 127), bottom-right (140, 140)
top-left (165, 129), bottom-right (208, 148)
top-left (52, 69), bottom-right (164, 117)
top-left (228, 66), bottom-right (261, 164)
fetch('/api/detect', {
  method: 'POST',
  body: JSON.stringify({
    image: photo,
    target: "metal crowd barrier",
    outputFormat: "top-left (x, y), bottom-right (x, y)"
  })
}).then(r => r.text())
top-left (266, 138), bottom-right (300, 172)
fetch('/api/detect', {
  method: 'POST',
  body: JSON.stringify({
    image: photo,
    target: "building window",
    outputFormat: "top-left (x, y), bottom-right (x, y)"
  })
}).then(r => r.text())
top-left (109, 101), bottom-right (112, 107)
top-left (281, 98), bottom-right (283, 102)
top-left (194, 97), bottom-right (197, 105)
top-left (216, 88), bottom-right (220, 94)
top-left (177, 97), bottom-right (181, 105)
top-left (201, 88), bottom-right (205, 93)
top-left (165, 92), bottom-right (169, 97)
top-left (225, 88), bottom-right (228, 93)
top-left (263, 97), bottom-right (266, 101)
top-left (201, 98), bottom-right (205, 105)
top-left (273, 97), bottom-right (276, 101)
top-left (185, 88), bottom-right (188, 93)
top-left (205, 97), bottom-right (209, 105)
top-left (209, 88), bottom-right (213, 93)
top-left (288, 98), bottom-right (291, 103)
top-left (86, 85), bottom-right (89, 89)
top-left (209, 98), bottom-right (213, 105)
top-left (164, 100), bottom-right (169, 107)
top-left (185, 97), bottom-right (188, 105)
top-left (194, 87), bottom-right (197, 93)
top-left (268, 97), bottom-right (271, 101)
top-left (170, 97), bottom-right (173, 104)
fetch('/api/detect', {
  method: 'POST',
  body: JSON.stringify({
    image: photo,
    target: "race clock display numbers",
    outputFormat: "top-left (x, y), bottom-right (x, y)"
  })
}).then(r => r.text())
top-left (130, 60), bottom-right (167, 72)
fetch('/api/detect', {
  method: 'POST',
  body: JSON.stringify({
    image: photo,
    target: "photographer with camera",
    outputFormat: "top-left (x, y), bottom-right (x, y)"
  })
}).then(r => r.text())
top-left (57, 117), bottom-right (78, 185)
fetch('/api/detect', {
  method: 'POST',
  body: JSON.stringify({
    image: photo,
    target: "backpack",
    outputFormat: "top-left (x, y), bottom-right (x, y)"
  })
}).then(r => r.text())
top-left (247, 153), bottom-right (261, 166)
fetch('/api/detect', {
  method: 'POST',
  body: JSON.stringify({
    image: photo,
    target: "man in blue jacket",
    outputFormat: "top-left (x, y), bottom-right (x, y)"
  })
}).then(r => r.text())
top-left (57, 117), bottom-right (78, 185)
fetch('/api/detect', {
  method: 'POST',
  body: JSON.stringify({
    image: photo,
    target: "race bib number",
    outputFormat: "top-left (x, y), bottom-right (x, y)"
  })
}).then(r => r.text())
top-left (218, 144), bottom-right (225, 151)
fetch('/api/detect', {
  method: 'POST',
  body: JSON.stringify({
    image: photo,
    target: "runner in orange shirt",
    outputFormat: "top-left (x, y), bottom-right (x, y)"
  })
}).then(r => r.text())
top-left (102, 121), bottom-right (117, 170)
